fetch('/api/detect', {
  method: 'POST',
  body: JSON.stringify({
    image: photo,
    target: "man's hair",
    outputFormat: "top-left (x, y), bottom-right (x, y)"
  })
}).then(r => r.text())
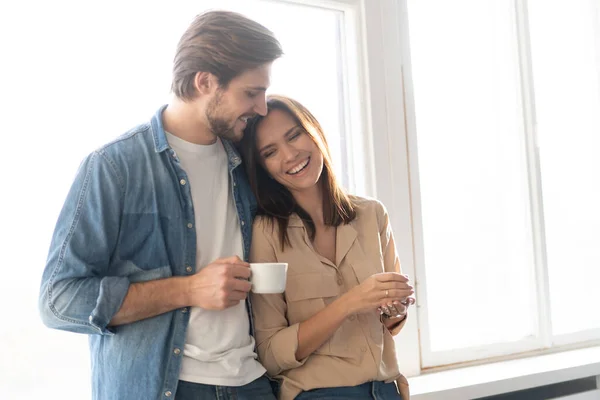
top-left (172, 10), bottom-right (283, 100)
top-left (240, 95), bottom-right (357, 250)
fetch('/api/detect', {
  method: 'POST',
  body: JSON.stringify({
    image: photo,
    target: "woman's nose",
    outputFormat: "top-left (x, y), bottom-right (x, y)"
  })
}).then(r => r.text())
top-left (281, 144), bottom-right (299, 161)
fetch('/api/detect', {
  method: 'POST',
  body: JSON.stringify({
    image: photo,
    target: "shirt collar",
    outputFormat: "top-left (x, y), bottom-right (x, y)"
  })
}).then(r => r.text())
top-left (150, 104), bottom-right (242, 167)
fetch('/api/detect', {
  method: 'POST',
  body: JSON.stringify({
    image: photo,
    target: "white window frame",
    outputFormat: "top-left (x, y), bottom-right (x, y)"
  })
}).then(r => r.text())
top-left (549, 0), bottom-right (600, 348)
top-left (395, 0), bottom-right (600, 371)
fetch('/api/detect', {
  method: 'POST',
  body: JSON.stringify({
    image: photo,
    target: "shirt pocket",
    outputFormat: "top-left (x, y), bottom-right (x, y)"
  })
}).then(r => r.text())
top-left (285, 272), bottom-right (340, 355)
top-left (117, 212), bottom-right (172, 271)
top-left (285, 272), bottom-right (339, 324)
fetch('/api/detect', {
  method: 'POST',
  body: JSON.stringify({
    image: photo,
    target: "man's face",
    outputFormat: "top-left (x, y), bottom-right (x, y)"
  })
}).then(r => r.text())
top-left (205, 63), bottom-right (272, 142)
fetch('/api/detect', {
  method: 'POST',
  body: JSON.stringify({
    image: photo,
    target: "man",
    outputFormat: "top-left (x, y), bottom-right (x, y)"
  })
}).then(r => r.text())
top-left (39, 11), bottom-right (283, 400)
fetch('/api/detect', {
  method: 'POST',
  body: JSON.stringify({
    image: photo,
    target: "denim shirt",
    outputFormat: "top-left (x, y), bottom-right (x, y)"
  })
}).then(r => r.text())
top-left (38, 105), bottom-right (257, 400)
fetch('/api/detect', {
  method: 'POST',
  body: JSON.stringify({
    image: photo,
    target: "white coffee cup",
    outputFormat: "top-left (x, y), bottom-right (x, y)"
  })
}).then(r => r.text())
top-left (249, 263), bottom-right (288, 294)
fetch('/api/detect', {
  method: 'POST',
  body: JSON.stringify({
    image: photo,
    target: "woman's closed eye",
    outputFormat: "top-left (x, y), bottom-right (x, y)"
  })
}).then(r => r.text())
top-left (261, 148), bottom-right (276, 159)
top-left (288, 130), bottom-right (302, 141)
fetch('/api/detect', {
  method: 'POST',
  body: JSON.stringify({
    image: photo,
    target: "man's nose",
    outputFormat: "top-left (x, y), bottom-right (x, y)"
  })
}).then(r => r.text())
top-left (254, 94), bottom-right (268, 116)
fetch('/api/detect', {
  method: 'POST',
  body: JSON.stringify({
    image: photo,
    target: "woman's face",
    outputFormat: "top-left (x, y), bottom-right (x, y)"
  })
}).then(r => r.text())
top-left (254, 108), bottom-right (324, 194)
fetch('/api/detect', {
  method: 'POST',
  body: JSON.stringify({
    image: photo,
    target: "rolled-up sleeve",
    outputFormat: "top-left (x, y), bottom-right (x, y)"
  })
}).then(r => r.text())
top-left (39, 150), bottom-right (130, 335)
top-left (377, 201), bottom-right (410, 336)
top-left (250, 218), bottom-right (309, 376)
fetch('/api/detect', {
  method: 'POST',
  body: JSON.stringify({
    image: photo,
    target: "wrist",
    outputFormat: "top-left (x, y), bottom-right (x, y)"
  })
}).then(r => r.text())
top-left (180, 275), bottom-right (196, 307)
top-left (333, 294), bottom-right (355, 319)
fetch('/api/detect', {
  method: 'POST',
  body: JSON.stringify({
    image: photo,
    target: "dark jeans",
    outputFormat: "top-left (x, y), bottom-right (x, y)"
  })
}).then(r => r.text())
top-left (175, 375), bottom-right (276, 400)
top-left (295, 381), bottom-right (402, 400)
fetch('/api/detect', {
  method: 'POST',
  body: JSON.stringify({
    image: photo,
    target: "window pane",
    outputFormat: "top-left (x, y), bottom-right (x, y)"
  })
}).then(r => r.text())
top-left (529, 0), bottom-right (600, 335)
top-left (251, 4), bottom-right (348, 189)
top-left (407, 0), bottom-right (537, 352)
top-left (0, 1), bottom-right (351, 398)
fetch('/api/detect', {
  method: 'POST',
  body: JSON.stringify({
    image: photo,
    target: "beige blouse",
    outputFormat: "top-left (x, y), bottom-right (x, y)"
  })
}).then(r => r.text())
top-left (249, 196), bottom-right (410, 400)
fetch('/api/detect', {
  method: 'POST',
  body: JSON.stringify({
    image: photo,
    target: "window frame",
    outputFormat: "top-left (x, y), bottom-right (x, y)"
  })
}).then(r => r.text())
top-left (396, 0), bottom-right (600, 371)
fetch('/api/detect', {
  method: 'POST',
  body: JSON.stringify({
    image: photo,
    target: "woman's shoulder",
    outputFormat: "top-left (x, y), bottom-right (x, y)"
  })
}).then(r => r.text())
top-left (349, 195), bottom-right (388, 218)
top-left (348, 195), bottom-right (391, 233)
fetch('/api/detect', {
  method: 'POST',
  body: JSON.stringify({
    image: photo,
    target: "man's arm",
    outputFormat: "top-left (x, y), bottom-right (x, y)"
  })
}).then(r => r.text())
top-left (39, 151), bottom-right (129, 335)
top-left (109, 257), bottom-right (251, 326)
top-left (39, 151), bottom-right (252, 334)
top-left (108, 277), bottom-right (190, 326)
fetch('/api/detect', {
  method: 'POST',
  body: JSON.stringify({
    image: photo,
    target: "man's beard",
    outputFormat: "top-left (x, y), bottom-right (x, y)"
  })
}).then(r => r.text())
top-left (205, 90), bottom-right (238, 141)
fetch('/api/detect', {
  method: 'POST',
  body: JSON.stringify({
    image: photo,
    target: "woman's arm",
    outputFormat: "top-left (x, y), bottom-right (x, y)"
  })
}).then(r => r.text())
top-left (377, 201), bottom-right (414, 335)
top-left (251, 218), bottom-right (411, 375)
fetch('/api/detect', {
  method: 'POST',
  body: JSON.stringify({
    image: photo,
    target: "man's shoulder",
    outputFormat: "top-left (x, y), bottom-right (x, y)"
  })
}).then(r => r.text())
top-left (74, 116), bottom-right (164, 184)
top-left (96, 122), bottom-right (153, 157)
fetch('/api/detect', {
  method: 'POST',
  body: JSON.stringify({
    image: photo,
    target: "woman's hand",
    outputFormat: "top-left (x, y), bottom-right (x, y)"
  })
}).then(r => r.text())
top-left (341, 272), bottom-right (413, 317)
top-left (379, 296), bottom-right (415, 318)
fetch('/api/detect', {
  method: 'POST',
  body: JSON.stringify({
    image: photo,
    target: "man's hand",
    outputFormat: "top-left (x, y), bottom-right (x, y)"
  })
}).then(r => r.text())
top-left (187, 256), bottom-right (252, 310)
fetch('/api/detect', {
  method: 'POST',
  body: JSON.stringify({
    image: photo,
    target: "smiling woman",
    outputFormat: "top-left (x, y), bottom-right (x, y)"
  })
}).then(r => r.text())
top-left (238, 95), bottom-right (415, 400)
top-left (240, 95), bottom-right (354, 249)
top-left (255, 107), bottom-right (325, 194)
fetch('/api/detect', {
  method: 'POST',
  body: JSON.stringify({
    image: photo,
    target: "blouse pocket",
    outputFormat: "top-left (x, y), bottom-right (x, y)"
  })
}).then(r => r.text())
top-left (285, 272), bottom-right (340, 355)
top-left (285, 272), bottom-right (339, 324)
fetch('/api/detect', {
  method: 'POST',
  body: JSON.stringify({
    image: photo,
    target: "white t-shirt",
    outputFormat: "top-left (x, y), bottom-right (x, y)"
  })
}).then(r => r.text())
top-left (166, 132), bottom-right (265, 386)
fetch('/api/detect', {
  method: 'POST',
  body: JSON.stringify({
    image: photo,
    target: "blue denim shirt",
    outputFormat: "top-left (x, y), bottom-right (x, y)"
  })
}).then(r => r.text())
top-left (39, 105), bottom-right (257, 400)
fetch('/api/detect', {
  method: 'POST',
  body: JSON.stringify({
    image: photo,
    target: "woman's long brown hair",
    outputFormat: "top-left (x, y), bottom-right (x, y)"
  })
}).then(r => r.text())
top-left (239, 95), bottom-right (357, 250)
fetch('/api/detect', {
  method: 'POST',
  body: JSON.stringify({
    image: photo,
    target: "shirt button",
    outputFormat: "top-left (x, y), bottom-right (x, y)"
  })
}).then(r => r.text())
top-left (186, 266), bottom-right (193, 273)
top-left (187, 223), bottom-right (193, 229)
top-left (182, 308), bottom-right (188, 313)
top-left (233, 182), bottom-right (237, 187)
top-left (173, 348), bottom-right (181, 355)
top-left (165, 391), bottom-right (172, 397)
top-left (180, 179), bottom-right (186, 185)
top-left (241, 221), bottom-right (245, 226)
top-left (337, 277), bottom-right (343, 285)
top-left (361, 346), bottom-right (367, 352)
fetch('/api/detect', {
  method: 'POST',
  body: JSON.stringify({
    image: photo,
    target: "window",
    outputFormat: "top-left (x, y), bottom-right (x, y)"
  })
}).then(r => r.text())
top-left (405, 0), bottom-right (600, 368)
top-left (528, 0), bottom-right (600, 339)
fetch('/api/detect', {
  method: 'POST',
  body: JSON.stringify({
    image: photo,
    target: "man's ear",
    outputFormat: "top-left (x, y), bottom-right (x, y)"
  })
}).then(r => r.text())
top-left (193, 72), bottom-right (218, 96)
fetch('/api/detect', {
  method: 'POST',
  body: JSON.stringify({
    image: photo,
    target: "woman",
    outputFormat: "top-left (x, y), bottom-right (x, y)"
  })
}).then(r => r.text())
top-left (239, 95), bottom-right (415, 400)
